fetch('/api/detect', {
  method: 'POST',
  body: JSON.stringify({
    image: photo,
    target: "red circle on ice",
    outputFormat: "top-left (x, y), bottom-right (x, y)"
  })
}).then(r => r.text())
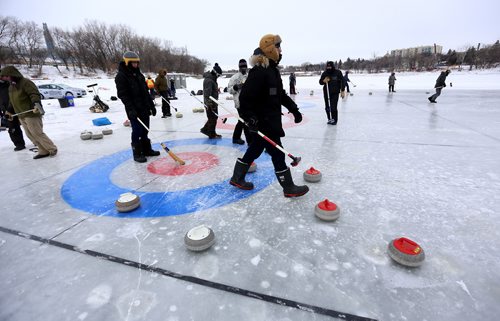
top-left (147, 152), bottom-right (219, 176)
top-left (392, 237), bottom-right (422, 256)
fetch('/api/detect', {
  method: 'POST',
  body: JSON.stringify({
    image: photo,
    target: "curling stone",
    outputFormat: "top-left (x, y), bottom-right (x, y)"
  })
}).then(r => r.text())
top-left (310, 90), bottom-right (314, 96)
top-left (369, 92), bottom-right (373, 95)
top-left (350, 93), bottom-right (354, 96)
top-left (198, 107), bottom-right (205, 113)
top-left (184, 225), bottom-right (215, 252)
top-left (314, 199), bottom-right (340, 221)
top-left (425, 91), bottom-right (430, 94)
top-left (303, 167), bottom-right (322, 183)
top-left (176, 112), bottom-right (183, 118)
top-left (115, 192), bottom-right (141, 213)
top-left (102, 128), bottom-right (113, 135)
top-left (248, 162), bottom-right (257, 173)
top-left (80, 131), bottom-right (92, 140)
top-left (387, 237), bottom-right (425, 267)
top-left (123, 119), bottom-right (131, 127)
top-left (91, 132), bottom-right (104, 140)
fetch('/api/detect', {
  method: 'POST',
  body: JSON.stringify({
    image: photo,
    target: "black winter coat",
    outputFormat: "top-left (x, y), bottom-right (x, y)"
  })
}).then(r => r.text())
top-left (319, 68), bottom-right (345, 96)
top-left (203, 71), bottom-right (219, 108)
top-left (115, 62), bottom-right (154, 118)
top-left (239, 58), bottom-right (298, 137)
top-left (434, 72), bottom-right (449, 88)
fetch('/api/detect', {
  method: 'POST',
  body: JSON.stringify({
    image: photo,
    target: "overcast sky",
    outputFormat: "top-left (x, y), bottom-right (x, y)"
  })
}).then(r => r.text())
top-left (2, 0), bottom-right (499, 70)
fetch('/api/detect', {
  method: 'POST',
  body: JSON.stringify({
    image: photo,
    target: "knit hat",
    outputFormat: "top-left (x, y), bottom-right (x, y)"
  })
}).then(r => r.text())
top-left (212, 63), bottom-right (223, 76)
top-left (238, 59), bottom-right (247, 68)
top-left (326, 61), bottom-right (334, 68)
top-left (259, 34), bottom-right (282, 62)
top-left (123, 51), bottom-right (140, 66)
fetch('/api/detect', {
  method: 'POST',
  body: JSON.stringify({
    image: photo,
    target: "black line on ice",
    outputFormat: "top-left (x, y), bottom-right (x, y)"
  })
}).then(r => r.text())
top-left (0, 225), bottom-right (377, 321)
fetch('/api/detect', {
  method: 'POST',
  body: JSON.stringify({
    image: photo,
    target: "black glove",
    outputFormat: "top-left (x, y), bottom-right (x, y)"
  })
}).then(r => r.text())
top-left (128, 109), bottom-right (138, 120)
top-left (150, 107), bottom-right (157, 117)
top-left (291, 109), bottom-right (302, 123)
top-left (233, 84), bottom-right (240, 91)
top-left (246, 118), bottom-right (258, 133)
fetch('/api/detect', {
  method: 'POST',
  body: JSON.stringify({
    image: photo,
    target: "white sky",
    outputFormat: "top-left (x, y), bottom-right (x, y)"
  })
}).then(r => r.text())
top-left (1, 0), bottom-right (499, 70)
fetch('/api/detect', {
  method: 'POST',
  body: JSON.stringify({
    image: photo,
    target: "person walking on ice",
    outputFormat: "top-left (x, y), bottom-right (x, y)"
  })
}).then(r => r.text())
top-left (228, 59), bottom-right (252, 145)
top-left (428, 69), bottom-right (451, 103)
top-left (319, 61), bottom-right (345, 125)
top-left (230, 34), bottom-right (308, 198)
top-left (388, 72), bottom-right (397, 92)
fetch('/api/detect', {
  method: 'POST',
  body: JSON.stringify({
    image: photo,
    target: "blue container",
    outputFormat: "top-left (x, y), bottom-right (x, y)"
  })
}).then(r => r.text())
top-left (66, 95), bottom-right (74, 107)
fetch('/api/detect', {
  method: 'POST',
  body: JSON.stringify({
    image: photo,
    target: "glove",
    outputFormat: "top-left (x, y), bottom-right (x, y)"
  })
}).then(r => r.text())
top-left (128, 109), bottom-right (138, 120)
top-left (291, 109), bottom-right (302, 123)
top-left (340, 91), bottom-right (346, 99)
top-left (323, 77), bottom-right (331, 84)
top-left (150, 107), bottom-right (157, 117)
top-left (246, 118), bottom-right (258, 133)
top-left (33, 102), bottom-right (45, 115)
top-left (4, 111), bottom-right (13, 121)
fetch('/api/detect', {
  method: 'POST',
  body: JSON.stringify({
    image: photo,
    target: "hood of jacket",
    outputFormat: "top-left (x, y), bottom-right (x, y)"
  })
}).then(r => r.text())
top-left (0, 66), bottom-right (24, 79)
top-left (203, 71), bottom-right (217, 81)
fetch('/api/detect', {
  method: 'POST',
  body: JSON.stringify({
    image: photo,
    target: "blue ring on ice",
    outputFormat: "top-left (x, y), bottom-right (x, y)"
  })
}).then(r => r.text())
top-left (61, 138), bottom-right (275, 218)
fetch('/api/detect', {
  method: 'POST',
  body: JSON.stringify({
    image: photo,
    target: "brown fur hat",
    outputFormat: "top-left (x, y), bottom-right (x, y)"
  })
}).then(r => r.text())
top-left (259, 34), bottom-right (282, 62)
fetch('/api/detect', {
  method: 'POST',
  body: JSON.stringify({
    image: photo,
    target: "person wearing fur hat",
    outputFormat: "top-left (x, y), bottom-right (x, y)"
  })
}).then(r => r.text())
top-left (200, 63), bottom-right (223, 139)
top-left (319, 61), bottom-right (345, 125)
top-left (228, 59), bottom-right (252, 145)
top-left (115, 51), bottom-right (159, 163)
top-left (155, 69), bottom-right (171, 117)
top-left (230, 34), bottom-right (309, 198)
top-left (0, 66), bottom-right (57, 159)
top-left (428, 69), bottom-right (451, 103)
top-left (0, 65), bottom-right (26, 151)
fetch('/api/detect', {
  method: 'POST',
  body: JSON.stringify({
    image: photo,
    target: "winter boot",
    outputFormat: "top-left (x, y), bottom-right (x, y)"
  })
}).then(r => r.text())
top-left (230, 159), bottom-right (254, 190)
top-left (275, 168), bottom-right (309, 197)
top-left (142, 138), bottom-right (160, 156)
top-left (132, 142), bottom-right (147, 163)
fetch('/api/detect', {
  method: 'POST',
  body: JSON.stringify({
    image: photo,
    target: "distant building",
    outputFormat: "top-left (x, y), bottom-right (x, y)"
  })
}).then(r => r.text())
top-left (390, 44), bottom-right (443, 57)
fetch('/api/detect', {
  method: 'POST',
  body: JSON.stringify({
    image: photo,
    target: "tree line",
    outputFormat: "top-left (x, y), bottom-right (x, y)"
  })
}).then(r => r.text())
top-left (284, 41), bottom-right (500, 73)
top-left (0, 16), bottom-right (208, 75)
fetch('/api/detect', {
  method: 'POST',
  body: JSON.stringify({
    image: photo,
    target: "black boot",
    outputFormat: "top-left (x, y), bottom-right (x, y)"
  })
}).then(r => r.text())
top-left (142, 138), bottom-right (160, 156)
top-left (132, 142), bottom-right (147, 163)
top-left (230, 159), bottom-right (254, 190)
top-left (275, 168), bottom-right (309, 197)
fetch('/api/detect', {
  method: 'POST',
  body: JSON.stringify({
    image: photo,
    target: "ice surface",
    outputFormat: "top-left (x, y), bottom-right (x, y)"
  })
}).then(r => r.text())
top-left (1, 68), bottom-right (500, 321)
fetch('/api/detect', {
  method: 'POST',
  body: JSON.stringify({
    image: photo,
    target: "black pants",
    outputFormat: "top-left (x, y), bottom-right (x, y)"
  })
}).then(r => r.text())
top-left (389, 85), bottom-right (395, 92)
top-left (201, 105), bottom-right (218, 135)
top-left (232, 110), bottom-right (252, 144)
top-left (345, 83), bottom-right (350, 93)
top-left (290, 84), bottom-right (296, 95)
top-left (129, 114), bottom-right (150, 144)
top-left (241, 133), bottom-right (286, 172)
top-left (324, 92), bottom-right (339, 121)
top-left (8, 116), bottom-right (25, 148)
top-left (160, 91), bottom-right (171, 116)
top-left (429, 87), bottom-right (442, 101)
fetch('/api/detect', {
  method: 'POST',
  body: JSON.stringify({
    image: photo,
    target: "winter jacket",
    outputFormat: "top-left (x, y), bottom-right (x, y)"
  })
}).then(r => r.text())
top-left (343, 72), bottom-right (350, 83)
top-left (239, 54), bottom-right (299, 138)
top-left (155, 70), bottom-right (168, 92)
top-left (203, 71), bottom-right (219, 108)
top-left (0, 66), bottom-right (41, 118)
top-left (227, 71), bottom-right (248, 109)
top-left (434, 71), bottom-right (449, 88)
top-left (319, 68), bottom-right (345, 96)
top-left (0, 80), bottom-right (10, 113)
top-left (388, 74), bottom-right (396, 85)
top-left (289, 74), bottom-right (296, 86)
top-left (115, 61), bottom-right (155, 119)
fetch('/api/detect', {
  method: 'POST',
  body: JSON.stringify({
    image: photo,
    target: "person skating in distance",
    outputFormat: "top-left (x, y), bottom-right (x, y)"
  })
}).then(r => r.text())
top-left (230, 34), bottom-right (308, 198)
top-left (428, 69), bottom-right (451, 103)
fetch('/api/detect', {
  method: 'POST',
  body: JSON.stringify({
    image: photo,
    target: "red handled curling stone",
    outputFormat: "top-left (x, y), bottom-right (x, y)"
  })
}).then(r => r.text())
top-left (388, 237), bottom-right (425, 267)
top-left (248, 162), bottom-right (257, 173)
top-left (184, 225), bottom-right (215, 252)
top-left (115, 192), bottom-right (141, 213)
top-left (303, 167), bottom-right (322, 183)
top-left (314, 199), bottom-right (340, 221)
